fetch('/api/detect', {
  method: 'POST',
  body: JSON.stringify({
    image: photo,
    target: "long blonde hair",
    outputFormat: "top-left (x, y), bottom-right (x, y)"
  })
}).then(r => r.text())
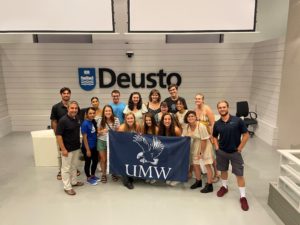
top-left (124, 112), bottom-right (138, 132)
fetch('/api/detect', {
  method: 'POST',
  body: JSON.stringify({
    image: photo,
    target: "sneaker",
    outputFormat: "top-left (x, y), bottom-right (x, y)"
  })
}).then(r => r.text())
top-left (90, 176), bottom-right (100, 182)
top-left (169, 181), bottom-right (179, 187)
top-left (200, 183), bottom-right (213, 193)
top-left (150, 179), bottom-right (157, 184)
top-left (87, 178), bottom-right (98, 186)
top-left (166, 180), bottom-right (171, 185)
top-left (240, 197), bottom-right (249, 211)
top-left (190, 179), bottom-right (202, 189)
top-left (64, 189), bottom-right (76, 195)
top-left (217, 186), bottom-right (228, 197)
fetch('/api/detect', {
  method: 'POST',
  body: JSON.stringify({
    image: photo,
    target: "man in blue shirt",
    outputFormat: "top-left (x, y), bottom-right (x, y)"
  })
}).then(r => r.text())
top-left (109, 90), bottom-right (126, 124)
top-left (213, 100), bottom-right (250, 211)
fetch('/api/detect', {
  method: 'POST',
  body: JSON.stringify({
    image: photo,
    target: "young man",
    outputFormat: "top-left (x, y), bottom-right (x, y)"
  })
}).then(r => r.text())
top-left (56, 101), bottom-right (84, 195)
top-left (163, 84), bottom-right (187, 113)
top-left (213, 100), bottom-right (250, 211)
top-left (109, 90), bottom-right (126, 124)
top-left (50, 87), bottom-right (80, 180)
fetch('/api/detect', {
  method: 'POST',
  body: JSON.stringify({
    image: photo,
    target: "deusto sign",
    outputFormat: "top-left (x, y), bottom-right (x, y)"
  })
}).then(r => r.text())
top-left (78, 67), bottom-right (182, 91)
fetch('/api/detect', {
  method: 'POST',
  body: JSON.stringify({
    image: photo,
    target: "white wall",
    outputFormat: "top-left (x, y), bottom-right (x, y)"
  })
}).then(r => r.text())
top-left (277, 0), bottom-right (300, 149)
top-left (250, 38), bottom-right (285, 146)
top-left (0, 42), bottom-right (254, 131)
top-left (225, 0), bottom-right (289, 43)
top-left (0, 49), bottom-right (11, 137)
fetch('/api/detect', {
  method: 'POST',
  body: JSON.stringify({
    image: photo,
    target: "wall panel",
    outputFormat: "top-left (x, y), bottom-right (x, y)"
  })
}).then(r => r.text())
top-left (250, 38), bottom-right (285, 146)
top-left (1, 42), bottom-right (255, 132)
top-left (0, 53), bottom-right (11, 137)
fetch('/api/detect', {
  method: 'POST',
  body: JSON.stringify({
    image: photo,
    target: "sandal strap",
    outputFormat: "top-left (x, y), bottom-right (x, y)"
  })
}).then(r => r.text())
top-left (101, 175), bottom-right (107, 183)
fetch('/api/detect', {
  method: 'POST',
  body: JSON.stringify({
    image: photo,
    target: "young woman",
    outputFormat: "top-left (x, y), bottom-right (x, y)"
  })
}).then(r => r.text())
top-left (97, 105), bottom-right (120, 183)
top-left (175, 99), bottom-right (188, 130)
top-left (147, 89), bottom-right (161, 117)
top-left (158, 113), bottom-right (182, 186)
top-left (183, 111), bottom-right (214, 193)
top-left (81, 107), bottom-right (99, 185)
top-left (118, 112), bottom-right (141, 189)
top-left (123, 92), bottom-right (148, 126)
top-left (194, 93), bottom-right (219, 183)
top-left (142, 112), bottom-right (159, 135)
top-left (155, 101), bottom-right (169, 124)
top-left (91, 97), bottom-right (102, 123)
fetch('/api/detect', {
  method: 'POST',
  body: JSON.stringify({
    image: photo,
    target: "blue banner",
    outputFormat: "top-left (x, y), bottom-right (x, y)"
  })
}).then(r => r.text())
top-left (108, 131), bottom-right (190, 182)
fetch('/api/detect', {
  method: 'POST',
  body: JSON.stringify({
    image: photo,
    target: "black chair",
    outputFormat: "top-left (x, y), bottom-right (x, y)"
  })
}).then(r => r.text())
top-left (236, 101), bottom-right (257, 137)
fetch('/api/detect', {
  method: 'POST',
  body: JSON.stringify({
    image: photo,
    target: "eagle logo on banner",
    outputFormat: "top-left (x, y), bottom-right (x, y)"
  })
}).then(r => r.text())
top-left (133, 135), bottom-right (164, 165)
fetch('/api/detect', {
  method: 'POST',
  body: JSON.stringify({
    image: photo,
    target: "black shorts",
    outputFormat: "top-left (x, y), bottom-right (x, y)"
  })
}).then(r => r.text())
top-left (216, 150), bottom-right (244, 176)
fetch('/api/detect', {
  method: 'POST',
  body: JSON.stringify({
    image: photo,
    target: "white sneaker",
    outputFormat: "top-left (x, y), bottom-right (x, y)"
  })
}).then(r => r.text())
top-left (150, 179), bottom-right (157, 184)
top-left (169, 181), bottom-right (179, 187)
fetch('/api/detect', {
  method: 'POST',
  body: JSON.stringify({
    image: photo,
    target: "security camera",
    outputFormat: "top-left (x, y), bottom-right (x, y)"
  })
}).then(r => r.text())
top-left (126, 51), bottom-right (134, 58)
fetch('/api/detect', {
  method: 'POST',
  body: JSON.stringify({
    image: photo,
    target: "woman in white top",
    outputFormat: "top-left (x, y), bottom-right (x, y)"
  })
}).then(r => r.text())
top-left (194, 93), bottom-right (219, 183)
top-left (97, 105), bottom-right (120, 183)
top-left (182, 110), bottom-right (214, 193)
top-left (123, 92), bottom-right (148, 126)
top-left (91, 97), bottom-right (102, 123)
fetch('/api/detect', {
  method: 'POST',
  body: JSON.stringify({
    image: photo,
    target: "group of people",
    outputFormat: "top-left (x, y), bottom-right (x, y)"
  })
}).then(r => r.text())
top-left (50, 84), bottom-right (250, 211)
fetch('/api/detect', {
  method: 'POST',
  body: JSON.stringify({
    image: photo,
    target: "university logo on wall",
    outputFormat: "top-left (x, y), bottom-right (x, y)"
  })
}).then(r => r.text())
top-left (78, 67), bottom-right (182, 90)
top-left (78, 68), bottom-right (96, 91)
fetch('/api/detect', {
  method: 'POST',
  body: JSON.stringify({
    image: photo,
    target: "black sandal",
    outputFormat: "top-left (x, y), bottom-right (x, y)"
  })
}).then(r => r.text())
top-left (101, 175), bottom-right (107, 183)
top-left (112, 174), bottom-right (118, 182)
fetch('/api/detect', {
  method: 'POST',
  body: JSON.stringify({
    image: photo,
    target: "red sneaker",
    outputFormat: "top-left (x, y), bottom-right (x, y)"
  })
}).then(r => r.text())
top-left (217, 186), bottom-right (228, 197)
top-left (240, 197), bottom-right (249, 211)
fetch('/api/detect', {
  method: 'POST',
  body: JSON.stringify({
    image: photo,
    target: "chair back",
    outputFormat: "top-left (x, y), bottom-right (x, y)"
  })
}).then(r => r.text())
top-left (236, 101), bottom-right (249, 117)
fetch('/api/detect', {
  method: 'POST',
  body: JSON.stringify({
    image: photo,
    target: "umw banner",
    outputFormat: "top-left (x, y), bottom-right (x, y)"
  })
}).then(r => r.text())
top-left (108, 131), bottom-right (190, 182)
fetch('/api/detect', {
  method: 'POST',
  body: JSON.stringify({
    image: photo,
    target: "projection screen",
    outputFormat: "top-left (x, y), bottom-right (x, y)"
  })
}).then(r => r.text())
top-left (128, 0), bottom-right (257, 32)
top-left (0, 0), bottom-right (114, 32)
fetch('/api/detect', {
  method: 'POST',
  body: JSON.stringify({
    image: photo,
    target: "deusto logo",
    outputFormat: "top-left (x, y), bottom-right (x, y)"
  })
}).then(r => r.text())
top-left (78, 68), bottom-right (96, 91)
top-left (78, 67), bottom-right (182, 90)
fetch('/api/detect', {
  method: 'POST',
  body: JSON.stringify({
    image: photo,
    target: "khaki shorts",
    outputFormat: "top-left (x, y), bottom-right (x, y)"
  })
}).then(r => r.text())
top-left (97, 139), bottom-right (107, 152)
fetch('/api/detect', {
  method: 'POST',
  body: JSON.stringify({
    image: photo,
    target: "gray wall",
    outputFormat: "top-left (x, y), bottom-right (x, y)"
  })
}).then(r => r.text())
top-left (0, 48), bottom-right (11, 137)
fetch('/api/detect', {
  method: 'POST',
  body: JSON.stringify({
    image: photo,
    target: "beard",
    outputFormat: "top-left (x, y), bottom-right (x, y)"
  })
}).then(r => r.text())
top-left (219, 111), bottom-right (229, 117)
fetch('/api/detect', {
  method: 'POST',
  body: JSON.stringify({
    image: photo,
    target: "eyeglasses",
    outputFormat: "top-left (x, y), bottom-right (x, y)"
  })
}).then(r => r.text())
top-left (112, 95), bottom-right (119, 98)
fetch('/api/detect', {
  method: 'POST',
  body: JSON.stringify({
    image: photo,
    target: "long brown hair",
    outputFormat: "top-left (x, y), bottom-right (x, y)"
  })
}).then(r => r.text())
top-left (100, 105), bottom-right (115, 129)
top-left (143, 112), bottom-right (157, 135)
top-left (158, 113), bottom-right (177, 136)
